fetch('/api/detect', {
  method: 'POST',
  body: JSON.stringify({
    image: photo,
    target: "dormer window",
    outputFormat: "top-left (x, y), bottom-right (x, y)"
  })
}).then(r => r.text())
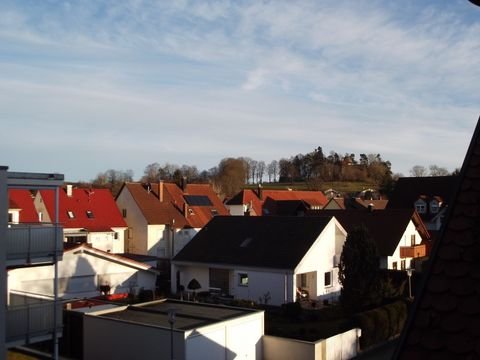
top-left (86, 210), bottom-right (94, 219)
top-left (430, 200), bottom-right (439, 214)
top-left (67, 211), bottom-right (75, 219)
top-left (414, 199), bottom-right (426, 214)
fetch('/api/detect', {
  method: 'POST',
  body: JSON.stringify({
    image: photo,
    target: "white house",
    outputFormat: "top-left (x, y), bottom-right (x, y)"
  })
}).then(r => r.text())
top-left (8, 243), bottom-right (159, 301)
top-left (83, 299), bottom-right (264, 360)
top-left (308, 209), bottom-right (431, 271)
top-left (172, 216), bottom-right (347, 306)
top-left (34, 185), bottom-right (127, 253)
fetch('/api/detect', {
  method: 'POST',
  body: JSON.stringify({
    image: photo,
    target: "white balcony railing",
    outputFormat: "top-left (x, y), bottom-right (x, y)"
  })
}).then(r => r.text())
top-left (6, 302), bottom-right (63, 345)
top-left (7, 224), bottom-right (63, 265)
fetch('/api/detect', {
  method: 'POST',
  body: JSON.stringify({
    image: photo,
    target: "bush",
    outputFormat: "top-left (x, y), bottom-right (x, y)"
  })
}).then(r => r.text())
top-left (354, 300), bottom-right (407, 350)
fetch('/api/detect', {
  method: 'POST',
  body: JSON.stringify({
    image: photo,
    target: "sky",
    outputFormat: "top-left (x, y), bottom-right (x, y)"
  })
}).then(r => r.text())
top-left (1, 0), bottom-right (480, 182)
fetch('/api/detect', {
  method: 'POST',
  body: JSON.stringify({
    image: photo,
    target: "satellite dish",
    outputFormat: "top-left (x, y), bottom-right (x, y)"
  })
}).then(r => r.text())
top-left (469, 0), bottom-right (480, 6)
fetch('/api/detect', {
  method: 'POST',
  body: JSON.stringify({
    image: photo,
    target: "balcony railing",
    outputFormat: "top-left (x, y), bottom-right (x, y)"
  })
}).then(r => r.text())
top-left (7, 223), bottom-right (63, 265)
top-left (6, 302), bottom-right (63, 346)
top-left (400, 244), bottom-right (426, 258)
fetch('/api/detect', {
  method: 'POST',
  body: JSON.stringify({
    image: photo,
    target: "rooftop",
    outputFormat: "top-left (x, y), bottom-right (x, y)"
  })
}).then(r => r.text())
top-left (96, 299), bottom-right (261, 331)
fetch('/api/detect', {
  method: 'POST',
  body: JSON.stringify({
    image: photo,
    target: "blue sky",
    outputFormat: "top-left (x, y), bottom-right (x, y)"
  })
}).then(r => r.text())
top-left (1, 0), bottom-right (479, 181)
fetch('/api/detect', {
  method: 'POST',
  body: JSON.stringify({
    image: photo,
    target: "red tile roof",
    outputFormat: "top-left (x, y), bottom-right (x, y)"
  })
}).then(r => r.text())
top-left (395, 119), bottom-right (480, 359)
top-left (123, 182), bottom-right (228, 229)
top-left (8, 189), bottom-right (39, 223)
top-left (39, 187), bottom-right (127, 231)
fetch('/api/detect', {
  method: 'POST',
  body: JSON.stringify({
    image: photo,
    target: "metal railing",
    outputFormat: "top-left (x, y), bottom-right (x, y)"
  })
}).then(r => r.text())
top-left (6, 302), bottom-right (63, 344)
top-left (7, 223), bottom-right (63, 264)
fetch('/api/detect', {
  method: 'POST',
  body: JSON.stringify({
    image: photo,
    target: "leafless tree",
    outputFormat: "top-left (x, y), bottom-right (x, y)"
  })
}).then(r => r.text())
top-left (429, 165), bottom-right (449, 176)
top-left (256, 161), bottom-right (266, 183)
top-left (410, 165), bottom-right (428, 177)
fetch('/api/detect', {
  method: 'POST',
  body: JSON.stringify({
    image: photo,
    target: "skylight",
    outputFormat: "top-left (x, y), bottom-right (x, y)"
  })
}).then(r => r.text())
top-left (86, 210), bottom-right (94, 219)
top-left (67, 210), bottom-right (75, 219)
top-left (240, 237), bottom-right (253, 248)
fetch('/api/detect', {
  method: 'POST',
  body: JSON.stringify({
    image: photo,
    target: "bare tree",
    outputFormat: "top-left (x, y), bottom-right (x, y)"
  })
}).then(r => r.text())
top-left (429, 165), bottom-right (449, 176)
top-left (256, 161), bottom-right (266, 183)
top-left (142, 162), bottom-right (161, 182)
top-left (267, 160), bottom-right (279, 182)
top-left (410, 165), bottom-right (428, 177)
top-left (92, 169), bottom-right (134, 196)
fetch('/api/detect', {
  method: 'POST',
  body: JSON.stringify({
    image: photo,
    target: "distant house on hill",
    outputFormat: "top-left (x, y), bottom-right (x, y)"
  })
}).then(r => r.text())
top-left (172, 215), bottom-right (347, 306)
top-left (34, 185), bottom-right (127, 253)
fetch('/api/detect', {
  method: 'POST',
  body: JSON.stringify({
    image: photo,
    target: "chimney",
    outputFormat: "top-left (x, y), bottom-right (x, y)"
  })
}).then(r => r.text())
top-left (158, 181), bottom-right (164, 202)
top-left (181, 176), bottom-right (187, 192)
top-left (183, 202), bottom-right (188, 218)
top-left (66, 184), bottom-right (73, 197)
top-left (257, 184), bottom-right (263, 200)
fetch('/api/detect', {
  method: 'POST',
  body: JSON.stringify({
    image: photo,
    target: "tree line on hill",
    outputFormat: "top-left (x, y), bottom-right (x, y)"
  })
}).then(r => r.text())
top-left (86, 146), bottom-right (456, 198)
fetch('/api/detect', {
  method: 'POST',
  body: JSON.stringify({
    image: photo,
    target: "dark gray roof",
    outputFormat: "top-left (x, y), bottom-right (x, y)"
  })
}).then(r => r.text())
top-left (173, 215), bottom-right (334, 270)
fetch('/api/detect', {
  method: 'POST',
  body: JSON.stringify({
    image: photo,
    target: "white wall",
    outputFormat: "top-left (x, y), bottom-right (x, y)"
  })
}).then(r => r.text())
top-left (185, 311), bottom-right (264, 360)
top-left (8, 250), bottom-right (156, 299)
top-left (295, 219), bottom-right (346, 301)
top-left (387, 220), bottom-right (423, 270)
top-left (175, 265), bottom-right (210, 294)
top-left (116, 188), bottom-right (149, 254)
top-left (226, 204), bottom-right (245, 216)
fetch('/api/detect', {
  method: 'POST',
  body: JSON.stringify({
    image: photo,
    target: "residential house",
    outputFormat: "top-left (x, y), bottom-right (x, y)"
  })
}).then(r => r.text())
top-left (34, 185), bottom-right (128, 253)
top-left (8, 243), bottom-right (159, 301)
top-left (1, 167), bottom-right (64, 356)
top-left (225, 187), bottom-right (328, 216)
top-left (83, 299), bottom-right (264, 360)
top-left (387, 175), bottom-right (458, 233)
top-left (8, 189), bottom-right (39, 224)
top-left (323, 197), bottom-right (388, 211)
top-left (394, 120), bottom-right (480, 359)
top-left (115, 181), bottom-right (228, 259)
top-left (172, 216), bottom-right (347, 306)
top-left (307, 209), bottom-right (430, 271)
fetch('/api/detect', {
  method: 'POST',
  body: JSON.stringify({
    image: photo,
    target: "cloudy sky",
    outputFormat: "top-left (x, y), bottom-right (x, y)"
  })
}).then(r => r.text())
top-left (1, 0), bottom-right (479, 181)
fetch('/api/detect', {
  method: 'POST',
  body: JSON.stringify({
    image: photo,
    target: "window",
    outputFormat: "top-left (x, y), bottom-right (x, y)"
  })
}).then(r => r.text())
top-left (401, 260), bottom-right (406, 270)
top-left (114, 232), bottom-right (119, 240)
top-left (67, 210), bottom-right (75, 219)
top-left (86, 210), bottom-right (94, 219)
top-left (430, 201), bottom-right (439, 214)
top-left (122, 209), bottom-right (127, 218)
top-left (410, 234), bottom-right (416, 246)
top-left (8, 213), bottom-right (13, 223)
top-left (392, 262), bottom-right (397, 270)
top-left (324, 271), bottom-right (332, 287)
top-left (38, 211), bottom-right (43, 222)
top-left (414, 200), bottom-right (426, 214)
top-left (300, 273), bottom-right (307, 288)
top-left (238, 273), bottom-right (249, 286)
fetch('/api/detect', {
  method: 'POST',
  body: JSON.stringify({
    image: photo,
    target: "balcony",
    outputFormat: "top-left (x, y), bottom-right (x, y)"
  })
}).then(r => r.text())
top-left (400, 244), bottom-right (426, 258)
top-left (7, 223), bottom-right (63, 266)
top-left (6, 302), bottom-right (63, 346)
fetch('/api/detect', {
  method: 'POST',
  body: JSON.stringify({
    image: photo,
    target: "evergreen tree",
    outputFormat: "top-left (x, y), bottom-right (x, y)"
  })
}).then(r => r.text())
top-left (338, 224), bottom-right (380, 313)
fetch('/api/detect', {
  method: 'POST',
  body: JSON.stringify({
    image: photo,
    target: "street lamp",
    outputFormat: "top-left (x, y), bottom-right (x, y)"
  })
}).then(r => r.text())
top-left (406, 268), bottom-right (414, 300)
top-left (167, 308), bottom-right (177, 360)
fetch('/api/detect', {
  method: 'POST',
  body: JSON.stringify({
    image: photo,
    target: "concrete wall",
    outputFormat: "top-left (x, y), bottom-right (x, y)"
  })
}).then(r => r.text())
top-left (263, 328), bottom-right (360, 360)
top-left (185, 311), bottom-right (264, 360)
top-left (84, 314), bottom-right (186, 360)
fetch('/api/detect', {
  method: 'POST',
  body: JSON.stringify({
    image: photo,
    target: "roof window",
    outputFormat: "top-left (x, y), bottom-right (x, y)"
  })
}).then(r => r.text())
top-left (240, 237), bottom-right (253, 248)
top-left (67, 211), bottom-right (75, 219)
top-left (86, 210), bottom-right (94, 219)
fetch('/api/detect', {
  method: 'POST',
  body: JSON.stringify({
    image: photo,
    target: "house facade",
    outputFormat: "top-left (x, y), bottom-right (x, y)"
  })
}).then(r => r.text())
top-left (34, 185), bottom-right (127, 253)
top-left (172, 216), bottom-right (347, 306)
top-left (308, 209), bottom-right (430, 271)
top-left (115, 181), bottom-right (228, 258)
